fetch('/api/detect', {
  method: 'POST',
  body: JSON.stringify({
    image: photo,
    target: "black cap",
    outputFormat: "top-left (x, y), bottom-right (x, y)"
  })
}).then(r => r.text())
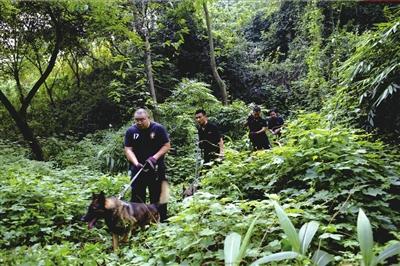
top-left (253, 106), bottom-right (261, 112)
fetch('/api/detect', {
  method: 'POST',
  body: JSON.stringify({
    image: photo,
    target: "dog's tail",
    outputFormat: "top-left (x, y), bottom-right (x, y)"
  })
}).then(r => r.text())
top-left (159, 180), bottom-right (170, 204)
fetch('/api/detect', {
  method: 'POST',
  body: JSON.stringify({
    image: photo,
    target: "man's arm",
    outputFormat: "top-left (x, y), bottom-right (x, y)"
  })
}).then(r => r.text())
top-left (218, 137), bottom-right (224, 157)
top-left (124, 146), bottom-right (140, 166)
top-left (255, 118), bottom-right (267, 134)
top-left (255, 127), bottom-right (267, 134)
top-left (152, 142), bottom-right (171, 160)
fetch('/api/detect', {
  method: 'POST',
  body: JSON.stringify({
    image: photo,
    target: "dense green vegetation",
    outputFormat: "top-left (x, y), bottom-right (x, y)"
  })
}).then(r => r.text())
top-left (1, 0), bottom-right (399, 265)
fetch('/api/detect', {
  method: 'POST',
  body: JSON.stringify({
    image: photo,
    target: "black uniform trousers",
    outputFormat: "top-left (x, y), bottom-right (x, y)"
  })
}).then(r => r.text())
top-left (249, 133), bottom-right (271, 150)
top-left (130, 165), bottom-right (167, 222)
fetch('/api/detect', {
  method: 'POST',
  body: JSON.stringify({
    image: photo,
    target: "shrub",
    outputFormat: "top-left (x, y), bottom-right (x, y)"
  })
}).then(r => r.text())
top-left (202, 113), bottom-right (400, 234)
top-left (0, 146), bottom-right (128, 248)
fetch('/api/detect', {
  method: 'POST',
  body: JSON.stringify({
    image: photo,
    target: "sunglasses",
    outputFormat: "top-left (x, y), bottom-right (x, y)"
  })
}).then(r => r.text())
top-left (134, 117), bottom-right (147, 122)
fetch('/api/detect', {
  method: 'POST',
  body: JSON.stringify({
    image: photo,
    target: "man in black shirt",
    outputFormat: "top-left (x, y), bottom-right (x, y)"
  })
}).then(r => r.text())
top-left (268, 109), bottom-right (284, 137)
top-left (195, 109), bottom-right (224, 163)
top-left (245, 106), bottom-right (271, 150)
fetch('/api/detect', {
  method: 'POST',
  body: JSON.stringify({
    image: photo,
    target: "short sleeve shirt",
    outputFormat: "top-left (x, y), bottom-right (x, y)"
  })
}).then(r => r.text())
top-left (247, 115), bottom-right (267, 132)
top-left (124, 122), bottom-right (169, 165)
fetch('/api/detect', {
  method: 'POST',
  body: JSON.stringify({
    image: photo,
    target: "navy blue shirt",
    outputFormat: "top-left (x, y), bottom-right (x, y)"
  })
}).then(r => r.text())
top-left (124, 122), bottom-right (169, 165)
top-left (268, 116), bottom-right (284, 129)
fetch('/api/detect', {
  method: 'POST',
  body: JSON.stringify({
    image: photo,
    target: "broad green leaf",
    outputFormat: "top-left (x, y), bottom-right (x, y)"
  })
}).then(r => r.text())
top-left (273, 201), bottom-right (301, 253)
top-left (312, 250), bottom-right (334, 266)
top-left (224, 232), bottom-right (241, 266)
top-left (199, 228), bottom-right (216, 236)
top-left (299, 221), bottom-right (319, 254)
top-left (376, 242), bottom-right (400, 265)
top-left (250, 251), bottom-right (298, 266)
top-left (319, 233), bottom-right (343, 241)
top-left (357, 208), bottom-right (375, 266)
top-left (237, 216), bottom-right (259, 263)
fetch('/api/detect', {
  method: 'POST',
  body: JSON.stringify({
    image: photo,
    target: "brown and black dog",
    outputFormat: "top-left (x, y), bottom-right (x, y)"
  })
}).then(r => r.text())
top-left (81, 181), bottom-right (169, 250)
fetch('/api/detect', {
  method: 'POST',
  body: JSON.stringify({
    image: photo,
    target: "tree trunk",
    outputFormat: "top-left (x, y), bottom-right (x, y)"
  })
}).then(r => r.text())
top-left (203, 1), bottom-right (228, 105)
top-left (144, 32), bottom-right (157, 104)
top-left (0, 91), bottom-right (44, 160)
top-left (13, 62), bottom-right (25, 106)
top-left (67, 52), bottom-right (81, 89)
top-left (19, 23), bottom-right (62, 116)
top-left (0, 8), bottom-right (62, 160)
top-left (131, 0), bottom-right (158, 105)
top-left (32, 60), bottom-right (57, 107)
top-left (44, 79), bottom-right (56, 107)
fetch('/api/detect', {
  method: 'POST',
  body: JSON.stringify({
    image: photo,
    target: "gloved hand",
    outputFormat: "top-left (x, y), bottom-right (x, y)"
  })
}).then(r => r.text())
top-left (146, 156), bottom-right (157, 170)
top-left (199, 140), bottom-right (206, 150)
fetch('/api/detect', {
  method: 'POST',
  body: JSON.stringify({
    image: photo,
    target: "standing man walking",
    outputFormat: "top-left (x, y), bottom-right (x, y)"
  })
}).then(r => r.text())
top-left (195, 109), bottom-right (224, 163)
top-left (245, 106), bottom-right (271, 150)
top-left (124, 108), bottom-right (170, 222)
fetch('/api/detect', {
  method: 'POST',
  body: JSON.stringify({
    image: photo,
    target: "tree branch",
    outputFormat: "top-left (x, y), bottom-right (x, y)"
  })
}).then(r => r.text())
top-left (19, 9), bottom-right (63, 116)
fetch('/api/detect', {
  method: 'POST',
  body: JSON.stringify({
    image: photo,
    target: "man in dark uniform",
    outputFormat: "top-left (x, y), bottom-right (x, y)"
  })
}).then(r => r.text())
top-left (268, 109), bottom-right (284, 137)
top-left (124, 108), bottom-right (170, 222)
top-left (195, 109), bottom-right (224, 163)
top-left (245, 106), bottom-right (271, 150)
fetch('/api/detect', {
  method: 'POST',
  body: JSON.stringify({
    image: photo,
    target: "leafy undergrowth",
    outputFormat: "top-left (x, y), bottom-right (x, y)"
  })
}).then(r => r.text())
top-left (1, 113), bottom-right (400, 265)
top-left (0, 141), bottom-right (128, 249)
top-left (0, 191), bottom-right (356, 265)
top-left (202, 113), bottom-right (400, 234)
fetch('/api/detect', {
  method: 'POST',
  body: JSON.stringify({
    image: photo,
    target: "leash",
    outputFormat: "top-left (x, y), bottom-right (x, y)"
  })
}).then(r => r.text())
top-left (193, 135), bottom-right (203, 185)
top-left (117, 162), bottom-right (148, 200)
top-left (198, 139), bottom-right (220, 148)
top-left (187, 135), bottom-right (203, 189)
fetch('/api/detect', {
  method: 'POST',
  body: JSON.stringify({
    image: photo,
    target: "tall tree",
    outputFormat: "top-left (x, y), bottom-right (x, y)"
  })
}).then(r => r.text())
top-left (199, 0), bottom-right (228, 105)
top-left (130, 0), bottom-right (160, 104)
top-left (0, 1), bottom-right (94, 160)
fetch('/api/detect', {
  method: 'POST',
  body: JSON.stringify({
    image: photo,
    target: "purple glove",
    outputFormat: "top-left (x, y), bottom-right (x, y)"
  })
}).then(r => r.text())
top-left (146, 156), bottom-right (157, 170)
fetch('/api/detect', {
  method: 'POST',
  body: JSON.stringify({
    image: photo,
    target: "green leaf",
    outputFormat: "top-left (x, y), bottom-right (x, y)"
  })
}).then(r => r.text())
top-left (199, 228), bottom-right (216, 236)
top-left (250, 251), bottom-right (298, 266)
top-left (312, 250), bottom-right (334, 266)
top-left (299, 221), bottom-right (319, 254)
top-left (237, 216), bottom-right (259, 263)
top-left (319, 233), bottom-right (343, 241)
top-left (363, 188), bottom-right (385, 197)
top-left (224, 232), bottom-right (241, 266)
top-left (273, 201), bottom-right (301, 253)
top-left (376, 242), bottom-right (400, 265)
top-left (357, 208), bottom-right (375, 266)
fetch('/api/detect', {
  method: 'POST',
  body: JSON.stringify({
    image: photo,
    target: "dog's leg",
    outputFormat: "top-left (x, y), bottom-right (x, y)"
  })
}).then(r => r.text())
top-left (130, 224), bottom-right (138, 236)
top-left (121, 232), bottom-right (129, 243)
top-left (112, 233), bottom-right (119, 251)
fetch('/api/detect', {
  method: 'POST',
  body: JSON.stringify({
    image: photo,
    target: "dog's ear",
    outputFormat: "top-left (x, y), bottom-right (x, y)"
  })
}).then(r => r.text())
top-left (182, 185), bottom-right (185, 192)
